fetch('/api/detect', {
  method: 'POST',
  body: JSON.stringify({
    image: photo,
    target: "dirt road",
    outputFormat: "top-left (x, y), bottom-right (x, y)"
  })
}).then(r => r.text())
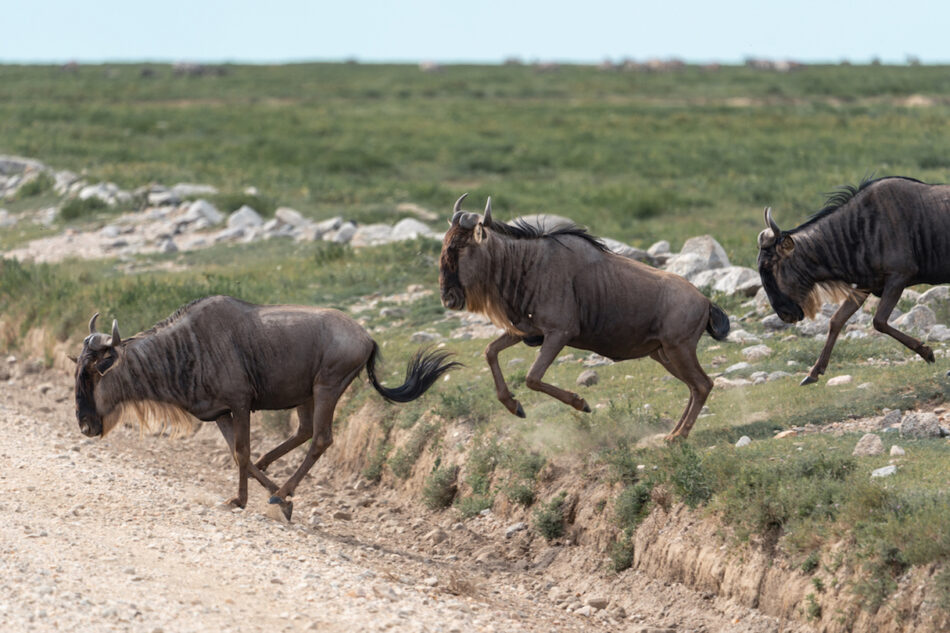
top-left (0, 365), bottom-right (802, 633)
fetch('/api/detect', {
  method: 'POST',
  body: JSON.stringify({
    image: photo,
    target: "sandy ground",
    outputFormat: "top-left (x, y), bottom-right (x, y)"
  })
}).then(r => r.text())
top-left (0, 365), bottom-right (806, 633)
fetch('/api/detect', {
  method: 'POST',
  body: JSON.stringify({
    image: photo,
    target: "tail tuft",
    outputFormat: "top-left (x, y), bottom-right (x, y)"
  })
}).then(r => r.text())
top-left (706, 303), bottom-right (731, 341)
top-left (366, 342), bottom-right (462, 403)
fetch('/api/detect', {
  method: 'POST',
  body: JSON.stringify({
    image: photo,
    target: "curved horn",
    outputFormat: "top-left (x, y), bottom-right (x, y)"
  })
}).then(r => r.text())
top-left (453, 193), bottom-right (468, 213)
top-left (110, 320), bottom-right (121, 347)
top-left (88, 313), bottom-right (100, 335)
top-left (765, 207), bottom-right (781, 238)
top-left (483, 197), bottom-right (492, 227)
top-left (459, 212), bottom-right (478, 230)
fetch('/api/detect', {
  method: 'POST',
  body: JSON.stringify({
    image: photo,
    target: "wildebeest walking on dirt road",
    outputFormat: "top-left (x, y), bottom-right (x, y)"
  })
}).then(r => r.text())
top-left (74, 295), bottom-right (458, 520)
top-left (439, 194), bottom-right (730, 441)
top-left (757, 176), bottom-right (950, 385)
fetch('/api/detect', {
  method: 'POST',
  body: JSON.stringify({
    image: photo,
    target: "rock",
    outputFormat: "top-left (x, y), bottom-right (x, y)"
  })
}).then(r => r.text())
top-left (410, 331), bottom-right (442, 343)
top-left (332, 511), bottom-right (352, 521)
top-left (664, 252), bottom-right (708, 281)
top-left (797, 315), bottom-right (830, 338)
top-left (326, 222), bottom-right (356, 244)
top-left (275, 207), bottom-right (308, 228)
top-left (227, 205), bottom-right (263, 230)
top-left (213, 227), bottom-right (244, 243)
top-left (871, 465), bottom-right (898, 478)
top-left (170, 182), bottom-right (218, 198)
top-left (678, 235), bottom-right (730, 269)
top-left (505, 522), bottom-right (527, 538)
top-left (647, 240), bottom-right (670, 256)
top-left (827, 375), bottom-right (853, 386)
top-left (880, 409), bottom-right (902, 428)
top-left (599, 238), bottom-right (655, 264)
top-left (735, 436), bottom-right (752, 448)
top-left (147, 190), bottom-right (180, 207)
top-left (890, 445), bottom-right (905, 456)
top-left (691, 266), bottom-right (760, 297)
top-left (767, 370), bottom-right (792, 381)
top-left (512, 214), bottom-right (574, 231)
top-left (576, 369), bottom-right (599, 386)
top-left (742, 344), bottom-right (772, 361)
top-left (422, 576), bottom-right (438, 587)
top-left (0, 209), bottom-right (15, 227)
top-left (391, 218), bottom-right (433, 240)
top-left (726, 329), bottom-right (761, 344)
top-left (774, 429), bottom-right (797, 439)
top-left (901, 412), bottom-right (942, 438)
top-left (918, 286), bottom-right (950, 306)
top-left (928, 324), bottom-right (950, 342)
top-left (351, 223), bottom-right (394, 247)
top-left (424, 528), bottom-right (448, 545)
top-left (852, 433), bottom-right (884, 456)
top-left (893, 304), bottom-right (936, 335)
top-left (157, 238), bottom-right (178, 253)
top-left (182, 199), bottom-right (223, 225)
top-left (714, 376), bottom-right (752, 389)
top-left (586, 597), bottom-right (609, 610)
top-left (724, 361), bottom-right (750, 374)
top-left (574, 605), bottom-right (593, 617)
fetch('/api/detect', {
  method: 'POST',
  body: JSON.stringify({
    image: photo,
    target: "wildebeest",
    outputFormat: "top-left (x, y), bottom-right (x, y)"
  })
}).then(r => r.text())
top-left (757, 176), bottom-right (950, 385)
top-left (439, 194), bottom-right (730, 440)
top-left (74, 295), bottom-right (458, 519)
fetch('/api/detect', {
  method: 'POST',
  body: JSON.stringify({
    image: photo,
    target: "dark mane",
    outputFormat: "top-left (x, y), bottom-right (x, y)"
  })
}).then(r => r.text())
top-left (133, 296), bottom-right (216, 340)
top-left (490, 218), bottom-right (609, 252)
top-left (798, 176), bottom-right (926, 229)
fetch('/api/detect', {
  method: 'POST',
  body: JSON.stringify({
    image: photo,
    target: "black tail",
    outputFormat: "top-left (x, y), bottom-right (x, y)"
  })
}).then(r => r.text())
top-left (366, 341), bottom-right (461, 403)
top-left (706, 303), bottom-right (731, 341)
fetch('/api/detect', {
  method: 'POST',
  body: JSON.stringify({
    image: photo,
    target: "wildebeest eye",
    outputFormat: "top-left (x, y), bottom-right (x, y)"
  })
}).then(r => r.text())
top-left (95, 355), bottom-right (116, 375)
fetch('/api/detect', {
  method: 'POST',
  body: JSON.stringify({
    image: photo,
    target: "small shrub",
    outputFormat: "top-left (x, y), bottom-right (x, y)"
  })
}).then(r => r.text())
top-left (801, 551), bottom-right (821, 574)
top-left (668, 443), bottom-right (712, 508)
top-left (615, 482), bottom-right (653, 532)
top-left (608, 538), bottom-right (635, 572)
top-left (59, 196), bottom-right (108, 221)
top-left (362, 441), bottom-right (392, 483)
top-left (805, 593), bottom-right (822, 620)
top-left (534, 492), bottom-right (567, 541)
top-left (505, 482), bottom-right (535, 507)
top-left (388, 422), bottom-right (436, 479)
top-left (422, 465), bottom-right (458, 510)
top-left (455, 494), bottom-right (493, 518)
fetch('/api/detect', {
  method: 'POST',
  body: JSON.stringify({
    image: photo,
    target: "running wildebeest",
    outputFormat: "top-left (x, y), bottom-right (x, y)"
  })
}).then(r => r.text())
top-left (757, 176), bottom-right (950, 385)
top-left (439, 194), bottom-right (730, 440)
top-left (74, 295), bottom-right (458, 519)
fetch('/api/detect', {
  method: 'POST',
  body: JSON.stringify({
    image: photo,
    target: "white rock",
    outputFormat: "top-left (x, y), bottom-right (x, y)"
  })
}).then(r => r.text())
top-left (893, 304), bottom-right (936, 335)
top-left (391, 217), bottom-right (433, 240)
top-left (170, 182), bottom-right (218, 198)
top-left (505, 522), bottom-right (527, 538)
top-left (147, 190), bottom-right (180, 207)
top-left (647, 240), bottom-right (670, 256)
top-left (928, 324), bottom-right (950, 342)
top-left (726, 329), bottom-right (761, 344)
top-left (918, 286), bottom-right (950, 306)
top-left (890, 445), bottom-right (905, 456)
top-left (724, 361), bottom-right (750, 374)
top-left (826, 375), bottom-right (853, 386)
top-left (664, 252), bottom-right (708, 281)
top-left (900, 412), bottom-right (942, 438)
top-left (735, 436), bottom-right (752, 448)
top-left (678, 235), bottom-right (729, 268)
top-left (182, 199), bottom-right (223, 225)
top-left (323, 221), bottom-right (354, 244)
top-left (852, 433), bottom-right (884, 456)
top-left (351, 223), bottom-right (394, 246)
top-left (227, 205), bottom-right (263, 230)
top-left (742, 344), bottom-right (772, 361)
top-left (576, 369), bottom-right (599, 386)
top-left (0, 209), bottom-right (15, 227)
top-left (871, 465), bottom-right (897, 478)
top-left (275, 207), bottom-right (308, 228)
top-left (512, 214), bottom-right (573, 231)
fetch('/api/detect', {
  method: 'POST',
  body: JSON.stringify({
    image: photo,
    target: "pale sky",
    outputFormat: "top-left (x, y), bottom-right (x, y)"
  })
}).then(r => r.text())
top-left (2, 0), bottom-right (947, 65)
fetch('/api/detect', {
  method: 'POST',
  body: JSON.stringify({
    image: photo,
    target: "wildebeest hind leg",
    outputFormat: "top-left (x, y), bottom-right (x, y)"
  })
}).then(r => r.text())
top-left (872, 280), bottom-right (935, 363)
top-left (255, 400), bottom-right (315, 471)
top-left (803, 291), bottom-right (868, 385)
top-left (525, 332), bottom-right (590, 413)
top-left (485, 332), bottom-right (527, 417)
top-left (653, 344), bottom-right (712, 441)
top-left (270, 383), bottom-right (348, 520)
top-left (214, 414), bottom-right (279, 505)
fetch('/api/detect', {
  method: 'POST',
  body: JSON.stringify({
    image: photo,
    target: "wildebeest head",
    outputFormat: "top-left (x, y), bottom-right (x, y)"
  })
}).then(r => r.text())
top-left (74, 313), bottom-right (122, 437)
top-left (439, 193), bottom-right (494, 311)
top-left (756, 207), bottom-right (806, 323)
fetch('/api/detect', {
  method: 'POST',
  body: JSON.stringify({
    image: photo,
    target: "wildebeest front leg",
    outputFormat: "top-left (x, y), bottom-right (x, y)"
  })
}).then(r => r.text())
top-left (485, 332), bottom-right (527, 417)
top-left (215, 412), bottom-right (280, 509)
top-left (802, 290), bottom-right (870, 385)
top-left (873, 280), bottom-right (935, 363)
top-left (526, 332), bottom-right (590, 413)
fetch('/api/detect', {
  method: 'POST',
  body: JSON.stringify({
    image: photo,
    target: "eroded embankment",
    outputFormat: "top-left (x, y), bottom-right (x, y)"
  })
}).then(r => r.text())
top-left (319, 396), bottom-right (949, 633)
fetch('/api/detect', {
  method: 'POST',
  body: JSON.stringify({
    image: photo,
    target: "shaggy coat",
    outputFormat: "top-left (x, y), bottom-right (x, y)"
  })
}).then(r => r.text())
top-left (440, 195), bottom-right (729, 440)
top-left (757, 176), bottom-right (950, 384)
top-left (75, 295), bottom-right (457, 519)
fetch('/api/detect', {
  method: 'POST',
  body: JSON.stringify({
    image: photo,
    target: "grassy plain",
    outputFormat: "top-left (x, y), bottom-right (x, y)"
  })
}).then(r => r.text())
top-left (3, 62), bottom-right (950, 615)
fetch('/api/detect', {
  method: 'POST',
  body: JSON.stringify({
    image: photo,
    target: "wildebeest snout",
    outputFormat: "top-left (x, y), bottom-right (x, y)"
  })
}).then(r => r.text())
top-left (78, 414), bottom-right (102, 437)
top-left (441, 286), bottom-right (465, 310)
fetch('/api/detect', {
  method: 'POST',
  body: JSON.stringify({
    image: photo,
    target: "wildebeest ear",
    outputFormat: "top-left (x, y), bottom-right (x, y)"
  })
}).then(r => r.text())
top-left (67, 354), bottom-right (78, 365)
top-left (473, 223), bottom-right (486, 244)
top-left (778, 234), bottom-right (795, 254)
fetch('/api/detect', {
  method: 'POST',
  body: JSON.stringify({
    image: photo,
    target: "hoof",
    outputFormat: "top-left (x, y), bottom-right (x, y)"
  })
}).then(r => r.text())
top-left (664, 433), bottom-right (684, 443)
top-left (800, 375), bottom-right (818, 386)
top-left (269, 495), bottom-right (293, 521)
top-left (514, 403), bottom-right (526, 418)
top-left (222, 497), bottom-right (246, 510)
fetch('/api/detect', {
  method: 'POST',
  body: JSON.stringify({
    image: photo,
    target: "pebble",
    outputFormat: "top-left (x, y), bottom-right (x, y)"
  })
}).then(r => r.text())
top-left (871, 465), bottom-right (898, 478)
top-left (576, 369), bottom-right (599, 387)
top-left (826, 375), bottom-right (853, 386)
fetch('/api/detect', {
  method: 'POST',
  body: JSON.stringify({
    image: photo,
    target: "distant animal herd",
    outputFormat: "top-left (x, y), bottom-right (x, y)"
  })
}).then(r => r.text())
top-left (72, 176), bottom-right (950, 516)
